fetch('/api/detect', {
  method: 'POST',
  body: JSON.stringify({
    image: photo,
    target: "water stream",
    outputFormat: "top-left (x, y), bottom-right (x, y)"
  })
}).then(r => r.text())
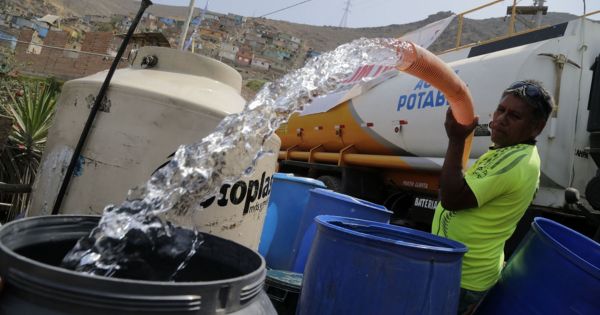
top-left (62, 38), bottom-right (412, 280)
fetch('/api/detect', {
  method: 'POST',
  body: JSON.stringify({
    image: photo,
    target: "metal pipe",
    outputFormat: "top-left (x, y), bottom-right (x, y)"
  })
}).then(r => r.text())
top-left (581, 10), bottom-right (600, 18)
top-left (456, 15), bottom-right (464, 48)
top-left (280, 151), bottom-right (443, 172)
top-left (0, 182), bottom-right (32, 193)
top-left (535, 0), bottom-right (545, 28)
top-left (179, 0), bottom-right (196, 50)
top-left (52, 0), bottom-right (153, 215)
top-left (453, 0), bottom-right (504, 48)
top-left (311, 152), bottom-right (339, 163)
top-left (509, 0), bottom-right (517, 35)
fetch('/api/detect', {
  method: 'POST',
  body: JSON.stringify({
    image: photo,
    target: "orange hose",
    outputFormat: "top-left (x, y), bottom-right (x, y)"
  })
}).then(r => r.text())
top-left (396, 41), bottom-right (475, 168)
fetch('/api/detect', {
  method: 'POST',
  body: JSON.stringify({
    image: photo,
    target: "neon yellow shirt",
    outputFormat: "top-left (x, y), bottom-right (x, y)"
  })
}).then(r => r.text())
top-left (431, 143), bottom-right (540, 291)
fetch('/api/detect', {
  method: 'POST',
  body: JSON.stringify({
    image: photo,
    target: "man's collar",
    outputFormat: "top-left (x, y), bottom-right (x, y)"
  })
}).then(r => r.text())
top-left (490, 139), bottom-right (536, 150)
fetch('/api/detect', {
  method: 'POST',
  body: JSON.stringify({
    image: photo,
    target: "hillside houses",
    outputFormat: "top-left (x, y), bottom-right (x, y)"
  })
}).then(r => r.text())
top-left (199, 27), bottom-right (226, 43)
top-left (0, 5), bottom-right (310, 81)
top-left (251, 56), bottom-right (270, 71)
top-left (218, 42), bottom-right (238, 61)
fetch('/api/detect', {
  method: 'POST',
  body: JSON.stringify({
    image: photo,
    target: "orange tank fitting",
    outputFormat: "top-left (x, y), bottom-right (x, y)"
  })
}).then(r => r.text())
top-left (396, 41), bottom-right (476, 168)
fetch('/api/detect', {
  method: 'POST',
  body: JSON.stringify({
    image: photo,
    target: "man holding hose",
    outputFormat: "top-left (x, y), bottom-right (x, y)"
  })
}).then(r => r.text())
top-left (431, 80), bottom-right (554, 314)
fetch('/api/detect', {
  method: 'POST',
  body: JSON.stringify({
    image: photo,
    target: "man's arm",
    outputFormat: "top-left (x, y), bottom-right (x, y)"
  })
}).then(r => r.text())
top-left (440, 108), bottom-right (479, 211)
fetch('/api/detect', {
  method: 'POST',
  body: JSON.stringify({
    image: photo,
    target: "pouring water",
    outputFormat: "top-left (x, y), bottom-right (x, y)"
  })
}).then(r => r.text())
top-left (62, 38), bottom-right (411, 281)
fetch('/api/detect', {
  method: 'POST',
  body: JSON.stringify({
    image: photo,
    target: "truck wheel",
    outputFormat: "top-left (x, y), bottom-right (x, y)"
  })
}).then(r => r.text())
top-left (384, 191), bottom-right (412, 221)
top-left (317, 175), bottom-right (342, 192)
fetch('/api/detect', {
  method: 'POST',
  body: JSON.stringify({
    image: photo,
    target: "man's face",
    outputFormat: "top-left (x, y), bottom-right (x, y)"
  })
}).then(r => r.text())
top-left (490, 94), bottom-right (545, 148)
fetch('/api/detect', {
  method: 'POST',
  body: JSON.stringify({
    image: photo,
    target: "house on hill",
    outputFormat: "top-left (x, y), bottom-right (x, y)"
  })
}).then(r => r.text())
top-left (218, 42), bottom-right (238, 61)
top-left (236, 50), bottom-right (252, 66)
top-left (251, 56), bottom-right (270, 71)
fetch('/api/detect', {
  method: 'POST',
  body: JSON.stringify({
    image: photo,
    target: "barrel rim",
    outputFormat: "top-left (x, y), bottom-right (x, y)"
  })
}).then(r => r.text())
top-left (315, 215), bottom-right (467, 254)
top-left (532, 217), bottom-right (600, 278)
top-left (0, 215), bottom-right (267, 288)
top-left (272, 173), bottom-right (326, 188)
top-left (309, 188), bottom-right (393, 215)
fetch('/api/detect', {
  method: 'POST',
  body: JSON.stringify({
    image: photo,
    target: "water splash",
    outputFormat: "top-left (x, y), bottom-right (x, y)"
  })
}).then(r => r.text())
top-left (62, 38), bottom-right (411, 280)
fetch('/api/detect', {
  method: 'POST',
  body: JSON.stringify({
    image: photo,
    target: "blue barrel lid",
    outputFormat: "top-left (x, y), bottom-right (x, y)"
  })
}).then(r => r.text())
top-left (532, 217), bottom-right (600, 278)
top-left (273, 173), bottom-right (326, 188)
top-left (315, 215), bottom-right (467, 256)
top-left (309, 188), bottom-right (392, 215)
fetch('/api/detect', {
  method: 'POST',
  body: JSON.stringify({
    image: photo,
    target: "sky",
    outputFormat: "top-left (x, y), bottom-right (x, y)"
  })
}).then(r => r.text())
top-left (153, 0), bottom-right (600, 28)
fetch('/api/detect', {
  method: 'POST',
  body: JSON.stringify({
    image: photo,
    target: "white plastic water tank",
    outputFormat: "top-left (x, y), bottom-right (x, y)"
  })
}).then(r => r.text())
top-left (28, 46), bottom-right (280, 249)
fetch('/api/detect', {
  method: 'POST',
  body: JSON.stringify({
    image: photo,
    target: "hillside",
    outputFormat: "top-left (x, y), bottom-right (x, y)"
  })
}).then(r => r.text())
top-left (252, 11), bottom-right (579, 54)
top-left (9, 0), bottom-right (580, 54)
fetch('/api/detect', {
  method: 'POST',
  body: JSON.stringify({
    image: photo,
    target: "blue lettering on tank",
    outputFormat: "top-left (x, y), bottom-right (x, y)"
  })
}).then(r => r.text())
top-left (397, 95), bottom-right (407, 110)
top-left (413, 80), bottom-right (424, 90)
top-left (396, 88), bottom-right (449, 111)
top-left (396, 71), bottom-right (460, 112)
top-left (422, 91), bottom-right (434, 108)
top-left (407, 94), bottom-right (417, 109)
top-left (436, 91), bottom-right (446, 106)
top-left (417, 92), bottom-right (426, 108)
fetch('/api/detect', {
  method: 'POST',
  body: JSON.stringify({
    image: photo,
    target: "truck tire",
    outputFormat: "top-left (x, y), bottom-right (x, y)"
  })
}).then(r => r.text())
top-left (317, 175), bottom-right (342, 192)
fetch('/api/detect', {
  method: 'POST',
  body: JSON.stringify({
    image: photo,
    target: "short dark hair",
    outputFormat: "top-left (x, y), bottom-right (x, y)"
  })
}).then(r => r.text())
top-left (503, 80), bottom-right (554, 122)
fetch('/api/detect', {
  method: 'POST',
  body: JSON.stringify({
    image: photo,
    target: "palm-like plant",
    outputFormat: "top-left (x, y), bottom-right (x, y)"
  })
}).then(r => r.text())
top-left (0, 79), bottom-right (59, 222)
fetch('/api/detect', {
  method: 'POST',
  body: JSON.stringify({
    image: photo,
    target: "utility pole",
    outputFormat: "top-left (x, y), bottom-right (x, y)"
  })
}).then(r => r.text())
top-left (179, 0), bottom-right (196, 50)
top-left (339, 0), bottom-right (351, 28)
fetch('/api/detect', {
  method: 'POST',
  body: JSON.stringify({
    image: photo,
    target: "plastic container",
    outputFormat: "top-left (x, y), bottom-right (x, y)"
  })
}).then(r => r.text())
top-left (258, 174), bottom-right (325, 270)
top-left (28, 46), bottom-right (280, 250)
top-left (263, 270), bottom-right (303, 315)
top-left (291, 188), bottom-right (392, 273)
top-left (297, 215), bottom-right (467, 315)
top-left (164, 134), bottom-right (281, 250)
top-left (0, 215), bottom-right (276, 315)
top-left (30, 46), bottom-right (246, 217)
top-left (475, 217), bottom-right (600, 315)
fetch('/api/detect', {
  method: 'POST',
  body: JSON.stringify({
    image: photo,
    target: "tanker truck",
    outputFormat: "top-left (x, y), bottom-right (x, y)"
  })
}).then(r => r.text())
top-left (276, 18), bottom-right (600, 248)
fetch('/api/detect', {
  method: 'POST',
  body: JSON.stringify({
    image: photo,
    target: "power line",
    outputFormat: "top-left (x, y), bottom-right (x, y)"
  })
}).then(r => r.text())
top-left (0, 37), bottom-right (125, 59)
top-left (339, 0), bottom-right (352, 27)
top-left (259, 0), bottom-right (313, 18)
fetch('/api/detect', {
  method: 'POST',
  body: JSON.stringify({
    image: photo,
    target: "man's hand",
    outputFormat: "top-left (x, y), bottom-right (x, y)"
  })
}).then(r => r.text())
top-left (445, 107), bottom-right (479, 142)
top-left (439, 107), bottom-right (479, 211)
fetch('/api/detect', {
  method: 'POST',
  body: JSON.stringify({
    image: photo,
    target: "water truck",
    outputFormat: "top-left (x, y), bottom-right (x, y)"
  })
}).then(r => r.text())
top-left (275, 18), bottom-right (600, 248)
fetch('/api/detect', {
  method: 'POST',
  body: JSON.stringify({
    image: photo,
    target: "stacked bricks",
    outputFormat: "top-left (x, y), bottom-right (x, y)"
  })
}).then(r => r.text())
top-left (79, 32), bottom-right (115, 75)
top-left (14, 30), bottom-right (128, 80)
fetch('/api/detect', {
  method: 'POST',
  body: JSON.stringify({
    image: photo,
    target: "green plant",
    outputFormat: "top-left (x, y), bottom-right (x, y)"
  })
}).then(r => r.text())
top-left (0, 79), bottom-right (59, 222)
top-left (0, 47), bottom-right (16, 74)
top-left (245, 79), bottom-right (268, 92)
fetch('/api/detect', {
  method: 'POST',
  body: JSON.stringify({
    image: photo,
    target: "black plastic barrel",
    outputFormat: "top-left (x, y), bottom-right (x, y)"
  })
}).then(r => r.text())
top-left (263, 269), bottom-right (302, 315)
top-left (0, 215), bottom-right (276, 315)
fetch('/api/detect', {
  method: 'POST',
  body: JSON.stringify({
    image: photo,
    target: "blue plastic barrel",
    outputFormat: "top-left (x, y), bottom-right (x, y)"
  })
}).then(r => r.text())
top-left (297, 215), bottom-right (468, 315)
top-left (475, 217), bottom-right (600, 315)
top-left (258, 173), bottom-right (326, 270)
top-left (291, 188), bottom-right (392, 273)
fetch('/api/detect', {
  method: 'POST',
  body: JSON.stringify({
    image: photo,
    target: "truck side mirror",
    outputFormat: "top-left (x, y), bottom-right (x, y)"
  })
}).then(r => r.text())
top-left (564, 187), bottom-right (580, 205)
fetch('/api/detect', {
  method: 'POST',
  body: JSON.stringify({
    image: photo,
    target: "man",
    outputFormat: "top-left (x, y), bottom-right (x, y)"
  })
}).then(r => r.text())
top-left (431, 80), bottom-right (554, 315)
